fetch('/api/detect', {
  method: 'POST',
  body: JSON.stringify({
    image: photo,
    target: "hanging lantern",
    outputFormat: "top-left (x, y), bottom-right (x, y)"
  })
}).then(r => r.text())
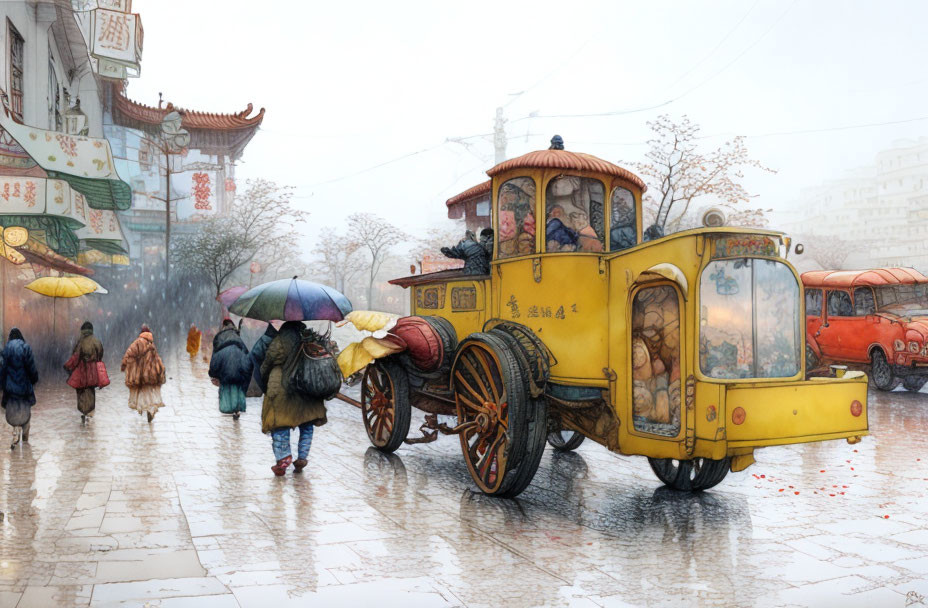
top-left (64, 97), bottom-right (88, 136)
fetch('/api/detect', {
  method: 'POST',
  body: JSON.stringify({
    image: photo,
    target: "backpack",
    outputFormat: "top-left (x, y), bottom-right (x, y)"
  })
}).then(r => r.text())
top-left (281, 328), bottom-right (342, 400)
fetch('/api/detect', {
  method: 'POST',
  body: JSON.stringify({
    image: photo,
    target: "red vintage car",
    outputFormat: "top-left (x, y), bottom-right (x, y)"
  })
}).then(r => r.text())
top-left (803, 267), bottom-right (928, 391)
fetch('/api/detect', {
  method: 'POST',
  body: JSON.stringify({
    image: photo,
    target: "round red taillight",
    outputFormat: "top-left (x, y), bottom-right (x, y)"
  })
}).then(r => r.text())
top-left (732, 407), bottom-right (746, 425)
top-left (850, 400), bottom-right (863, 417)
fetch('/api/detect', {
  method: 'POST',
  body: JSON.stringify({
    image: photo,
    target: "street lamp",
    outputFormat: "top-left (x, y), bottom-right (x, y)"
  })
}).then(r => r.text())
top-left (158, 109), bottom-right (189, 280)
top-left (63, 96), bottom-right (89, 136)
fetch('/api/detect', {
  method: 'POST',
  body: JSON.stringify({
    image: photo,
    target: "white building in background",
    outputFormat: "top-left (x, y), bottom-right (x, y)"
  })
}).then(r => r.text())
top-left (780, 137), bottom-right (928, 272)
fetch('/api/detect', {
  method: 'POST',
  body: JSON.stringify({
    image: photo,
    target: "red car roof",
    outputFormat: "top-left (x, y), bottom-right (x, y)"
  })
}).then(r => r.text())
top-left (801, 267), bottom-right (928, 288)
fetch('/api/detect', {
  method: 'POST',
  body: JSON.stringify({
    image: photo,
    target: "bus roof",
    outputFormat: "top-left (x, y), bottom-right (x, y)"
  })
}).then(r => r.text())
top-left (801, 268), bottom-right (928, 288)
top-left (486, 149), bottom-right (647, 191)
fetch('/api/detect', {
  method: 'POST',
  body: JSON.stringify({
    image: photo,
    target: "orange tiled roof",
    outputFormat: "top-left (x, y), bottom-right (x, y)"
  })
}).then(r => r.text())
top-left (113, 84), bottom-right (264, 131)
top-left (486, 149), bottom-right (647, 192)
top-left (801, 268), bottom-right (928, 288)
top-left (446, 180), bottom-right (491, 207)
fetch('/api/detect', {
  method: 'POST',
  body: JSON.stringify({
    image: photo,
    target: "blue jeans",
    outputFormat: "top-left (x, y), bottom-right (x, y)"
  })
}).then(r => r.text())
top-left (271, 423), bottom-right (314, 461)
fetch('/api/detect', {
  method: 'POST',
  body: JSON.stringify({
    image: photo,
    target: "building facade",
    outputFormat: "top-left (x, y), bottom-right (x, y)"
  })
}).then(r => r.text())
top-left (779, 137), bottom-right (928, 272)
top-left (0, 0), bottom-right (134, 348)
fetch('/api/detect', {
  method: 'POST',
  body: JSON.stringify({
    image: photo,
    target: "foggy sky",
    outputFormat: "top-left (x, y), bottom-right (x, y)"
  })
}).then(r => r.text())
top-left (130, 0), bottom-right (928, 252)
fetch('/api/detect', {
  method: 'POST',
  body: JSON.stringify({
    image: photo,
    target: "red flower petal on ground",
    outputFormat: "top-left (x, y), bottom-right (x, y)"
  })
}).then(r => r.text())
top-left (794, 491), bottom-right (800, 495)
top-left (884, 515), bottom-right (890, 519)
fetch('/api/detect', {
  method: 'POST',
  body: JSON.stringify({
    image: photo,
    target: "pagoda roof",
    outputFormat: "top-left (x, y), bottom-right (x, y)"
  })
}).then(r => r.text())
top-left (109, 83), bottom-right (264, 159)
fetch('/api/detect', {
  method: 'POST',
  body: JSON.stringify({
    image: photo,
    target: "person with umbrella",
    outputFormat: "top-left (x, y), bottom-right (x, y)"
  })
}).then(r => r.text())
top-left (230, 277), bottom-right (351, 476)
top-left (1, 328), bottom-right (39, 448)
top-left (208, 319), bottom-right (253, 420)
top-left (63, 321), bottom-right (105, 424)
top-left (121, 324), bottom-right (166, 423)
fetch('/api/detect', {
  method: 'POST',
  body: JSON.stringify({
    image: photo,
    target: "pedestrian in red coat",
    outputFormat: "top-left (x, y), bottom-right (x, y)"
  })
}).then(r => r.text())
top-left (64, 321), bottom-right (105, 424)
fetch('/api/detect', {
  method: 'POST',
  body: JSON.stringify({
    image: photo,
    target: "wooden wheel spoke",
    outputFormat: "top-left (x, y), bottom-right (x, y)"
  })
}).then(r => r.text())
top-left (457, 392), bottom-right (490, 415)
top-left (459, 356), bottom-right (491, 402)
top-left (454, 371), bottom-right (487, 407)
top-left (477, 430), bottom-right (506, 486)
top-left (474, 350), bottom-right (502, 404)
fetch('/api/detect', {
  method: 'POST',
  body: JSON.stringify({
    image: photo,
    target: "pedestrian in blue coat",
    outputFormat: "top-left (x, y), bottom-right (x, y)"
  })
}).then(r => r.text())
top-left (0, 328), bottom-right (39, 448)
top-left (248, 323), bottom-right (278, 393)
top-left (208, 319), bottom-right (254, 420)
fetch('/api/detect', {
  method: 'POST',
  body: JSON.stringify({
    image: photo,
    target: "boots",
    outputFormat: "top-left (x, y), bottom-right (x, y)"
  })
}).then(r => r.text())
top-left (81, 415), bottom-right (86, 425)
top-left (271, 456), bottom-right (292, 477)
top-left (232, 412), bottom-right (240, 421)
top-left (21, 423), bottom-right (29, 443)
top-left (146, 412), bottom-right (153, 423)
top-left (293, 458), bottom-right (308, 473)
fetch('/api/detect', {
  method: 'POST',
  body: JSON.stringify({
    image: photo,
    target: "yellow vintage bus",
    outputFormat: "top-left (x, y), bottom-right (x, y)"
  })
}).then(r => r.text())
top-left (358, 139), bottom-right (868, 498)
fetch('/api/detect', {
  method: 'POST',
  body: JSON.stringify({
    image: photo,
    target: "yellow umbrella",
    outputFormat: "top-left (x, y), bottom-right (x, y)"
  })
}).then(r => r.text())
top-left (336, 310), bottom-right (397, 333)
top-left (337, 336), bottom-right (406, 378)
top-left (25, 276), bottom-right (104, 298)
top-left (25, 276), bottom-right (106, 334)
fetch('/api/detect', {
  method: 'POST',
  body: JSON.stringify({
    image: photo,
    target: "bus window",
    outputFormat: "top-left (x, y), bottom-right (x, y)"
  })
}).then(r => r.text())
top-left (544, 176), bottom-right (605, 252)
top-left (632, 285), bottom-right (681, 437)
top-left (610, 187), bottom-right (637, 251)
top-left (497, 177), bottom-right (536, 258)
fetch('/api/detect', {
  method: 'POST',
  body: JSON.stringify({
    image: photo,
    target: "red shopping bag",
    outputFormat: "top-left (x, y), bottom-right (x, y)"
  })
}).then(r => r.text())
top-left (96, 361), bottom-right (111, 388)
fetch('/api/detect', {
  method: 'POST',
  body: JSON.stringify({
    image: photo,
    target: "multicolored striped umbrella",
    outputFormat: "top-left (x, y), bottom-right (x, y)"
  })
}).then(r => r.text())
top-left (229, 276), bottom-right (352, 322)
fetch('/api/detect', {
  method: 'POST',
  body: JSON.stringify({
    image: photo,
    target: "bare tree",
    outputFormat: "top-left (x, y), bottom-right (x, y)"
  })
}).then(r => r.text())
top-left (412, 223), bottom-right (466, 270)
top-left (172, 179), bottom-right (306, 297)
top-left (311, 230), bottom-right (365, 294)
top-left (347, 213), bottom-right (409, 309)
top-left (634, 115), bottom-right (775, 235)
top-left (807, 235), bottom-right (852, 270)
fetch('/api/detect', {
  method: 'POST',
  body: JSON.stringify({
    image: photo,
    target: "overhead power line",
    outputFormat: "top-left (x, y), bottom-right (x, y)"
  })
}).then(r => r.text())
top-left (511, 0), bottom-right (798, 123)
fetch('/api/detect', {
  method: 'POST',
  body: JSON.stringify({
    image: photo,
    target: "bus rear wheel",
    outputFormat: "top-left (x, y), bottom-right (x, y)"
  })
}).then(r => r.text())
top-left (648, 457), bottom-right (730, 491)
top-left (546, 430), bottom-right (585, 451)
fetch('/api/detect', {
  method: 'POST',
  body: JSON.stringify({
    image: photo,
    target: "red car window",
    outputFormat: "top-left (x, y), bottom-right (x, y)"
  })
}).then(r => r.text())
top-left (827, 290), bottom-right (853, 317)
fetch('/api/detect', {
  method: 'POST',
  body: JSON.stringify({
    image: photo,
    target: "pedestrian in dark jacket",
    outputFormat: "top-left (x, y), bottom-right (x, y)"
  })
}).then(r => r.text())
top-left (1, 328), bottom-right (39, 448)
top-left (260, 321), bottom-right (327, 476)
top-left (249, 323), bottom-right (278, 393)
top-left (64, 321), bottom-right (105, 424)
top-left (208, 319), bottom-right (253, 420)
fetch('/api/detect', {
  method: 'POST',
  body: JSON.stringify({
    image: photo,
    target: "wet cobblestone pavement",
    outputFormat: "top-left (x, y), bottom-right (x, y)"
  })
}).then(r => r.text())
top-left (1, 349), bottom-right (927, 607)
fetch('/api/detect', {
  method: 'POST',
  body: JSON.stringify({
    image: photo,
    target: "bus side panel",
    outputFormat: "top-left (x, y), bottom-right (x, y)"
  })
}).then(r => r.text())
top-left (411, 279), bottom-right (488, 340)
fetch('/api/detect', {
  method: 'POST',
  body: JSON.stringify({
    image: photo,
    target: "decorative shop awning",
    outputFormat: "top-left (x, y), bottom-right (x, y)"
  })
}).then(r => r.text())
top-left (0, 176), bottom-right (92, 257)
top-left (77, 249), bottom-right (130, 267)
top-left (75, 208), bottom-right (130, 255)
top-left (0, 104), bottom-right (131, 210)
top-left (16, 238), bottom-right (94, 276)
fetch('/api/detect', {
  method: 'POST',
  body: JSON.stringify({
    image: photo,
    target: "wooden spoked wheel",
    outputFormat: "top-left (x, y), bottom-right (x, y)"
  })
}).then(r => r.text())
top-left (452, 333), bottom-right (546, 498)
top-left (361, 359), bottom-right (411, 453)
top-left (648, 457), bottom-right (730, 492)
